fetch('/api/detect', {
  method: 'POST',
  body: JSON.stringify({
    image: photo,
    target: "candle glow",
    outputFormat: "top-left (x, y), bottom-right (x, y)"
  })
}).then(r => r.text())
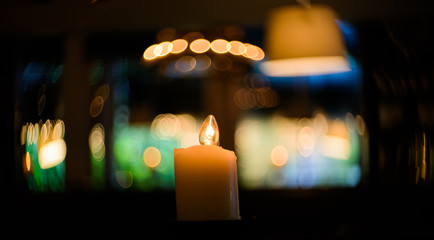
top-left (174, 114), bottom-right (240, 221)
top-left (199, 115), bottom-right (219, 146)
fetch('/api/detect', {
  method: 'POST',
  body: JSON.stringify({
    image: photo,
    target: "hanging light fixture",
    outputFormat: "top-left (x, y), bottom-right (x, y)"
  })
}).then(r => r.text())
top-left (260, 4), bottom-right (351, 77)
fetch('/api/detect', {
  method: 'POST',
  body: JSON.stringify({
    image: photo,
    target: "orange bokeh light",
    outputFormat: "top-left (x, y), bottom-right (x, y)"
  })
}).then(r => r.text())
top-left (229, 41), bottom-right (246, 55)
top-left (210, 39), bottom-right (230, 54)
top-left (190, 39), bottom-right (211, 54)
top-left (171, 39), bottom-right (188, 54)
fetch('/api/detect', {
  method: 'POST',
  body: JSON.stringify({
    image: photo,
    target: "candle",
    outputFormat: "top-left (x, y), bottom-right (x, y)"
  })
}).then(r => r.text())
top-left (174, 115), bottom-right (240, 221)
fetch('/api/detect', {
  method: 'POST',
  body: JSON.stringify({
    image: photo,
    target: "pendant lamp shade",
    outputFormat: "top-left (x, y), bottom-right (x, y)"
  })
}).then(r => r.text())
top-left (260, 5), bottom-right (351, 77)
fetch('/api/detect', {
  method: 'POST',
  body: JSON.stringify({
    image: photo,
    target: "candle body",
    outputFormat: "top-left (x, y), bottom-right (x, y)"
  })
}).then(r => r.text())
top-left (174, 145), bottom-right (240, 221)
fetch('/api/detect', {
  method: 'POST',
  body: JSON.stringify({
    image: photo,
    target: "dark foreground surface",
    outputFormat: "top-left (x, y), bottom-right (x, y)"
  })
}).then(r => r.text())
top-left (5, 187), bottom-right (434, 238)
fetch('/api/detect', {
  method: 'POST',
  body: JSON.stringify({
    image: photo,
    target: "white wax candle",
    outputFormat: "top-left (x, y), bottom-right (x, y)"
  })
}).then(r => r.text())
top-left (174, 115), bottom-right (240, 221)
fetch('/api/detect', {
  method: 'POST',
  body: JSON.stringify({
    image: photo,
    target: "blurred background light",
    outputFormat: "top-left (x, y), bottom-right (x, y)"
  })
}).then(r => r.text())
top-left (157, 41), bottom-right (173, 57)
top-left (23, 152), bottom-right (32, 174)
top-left (250, 46), bottom-right (265, 61)
top-left (297, 126), bottom-right (316, 157)
top-left (143, 146), bottom-right (162, 168)
top-left (210, 39), bottom-right (230, 54)
top-left (194, 55), bottom-right (211, 71)
top-left (111, 110), bottom-right (203, 191)
top-left (95, 84), bottom-right (110, 102)
top-left (116, 170), bottom-right (134, 189)
top-left (20, 119), bottom-right (66, 192)
top-left (243, 44), bottom-right (259, 59)
top-left (89, 123), bottom-right (106, 162)
top-left (236, 113), bottom-right (362, 189)
top-left (151, 113), bottom-right (181, 140)
top-left (229, 41), bottom-right (247, 55)
top-left (260, 4), bottom-right (350, 77)
top-left (14, 21), bottom-right (363, 196)
top-left (143, 33), bottom-right (265, 72)
top-left (143, 44), bottom-right (159, 61)
top-left (190, 39), bottom-right (211, 54)
top-left (319, 135), bottom-right (351, 160)
top-left (175, 56), bottom-right (196, 72)
top-left (38, 139), bottom-right (67, 169)
top-left (271, 145), bottom-right (289, 167)
top-left (90, 96), bottom-right (104, 117)
top-left (171, 39), bottom-right (188, 54)
top-left (260, 56), bottom-right (350, 77)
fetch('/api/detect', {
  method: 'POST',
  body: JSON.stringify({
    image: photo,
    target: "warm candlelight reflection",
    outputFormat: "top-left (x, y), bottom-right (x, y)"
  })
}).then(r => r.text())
top-left (199, 115), bottom-right (219, 146)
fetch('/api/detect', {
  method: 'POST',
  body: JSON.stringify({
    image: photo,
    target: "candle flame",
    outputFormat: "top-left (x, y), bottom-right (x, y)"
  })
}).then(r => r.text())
top-left (199, 115), bottom-right (219, 146)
